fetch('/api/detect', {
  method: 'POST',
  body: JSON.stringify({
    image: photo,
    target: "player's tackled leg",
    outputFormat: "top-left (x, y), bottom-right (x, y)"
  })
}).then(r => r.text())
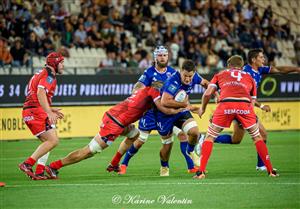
top-left (46, 134), bottom-right (108, 178)
top-left (107, 126), bottom-right (139, 173)
top-left (117, 130), bottom-right (149, 174)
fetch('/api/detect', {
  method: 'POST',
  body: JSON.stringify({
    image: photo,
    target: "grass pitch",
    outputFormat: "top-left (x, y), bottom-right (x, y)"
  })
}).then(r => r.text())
top-left (1, 131), bottom-right (299, 209)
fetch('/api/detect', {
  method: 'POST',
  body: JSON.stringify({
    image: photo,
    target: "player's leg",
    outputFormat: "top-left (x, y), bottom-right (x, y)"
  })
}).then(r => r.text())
top-left (19, 128), bottom-right (59, 180)
top-left (214, 120), bottom-right (245, 144)
top-left (194, 102), bottom-right (232, 179)
top-left (173, 126), bottom-right (196, 172)
top-left (181, 117), bottom-right (201, 167)
top-left (107, 125), bottom-right (139, 172)
top-left (47, 113), bottom-right (124, 178)
top-left (35, 152), bottom-right (50, 179)
top-left (46, 134), bottom-right (105, 178)
top-left (194, 123), bottom-right (223, 179)
top-left (159, 134), bottom-right (174, 176)
top-left (256, 120), bottom-right (269, 171)
top-left (247, 123), bottom-right (278, 177)
top-left (119, 111), bottom-right (156, 174)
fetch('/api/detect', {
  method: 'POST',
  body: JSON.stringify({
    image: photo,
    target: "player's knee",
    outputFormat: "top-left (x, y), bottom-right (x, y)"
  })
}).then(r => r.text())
top-left (126, 127), bottom-right (139, 139)
top-left (88, 138), bottom-right (102, 154)
top-left (177, 131), bottom-right (187, 142)
top-left (161, 136), bottom-right (174, 145)
top-left (138, 130), bottom-right (149, 143)
top-left (183, 121), bottom-right (198, 135)
top-left (260, 131), bottom-right (267, 141)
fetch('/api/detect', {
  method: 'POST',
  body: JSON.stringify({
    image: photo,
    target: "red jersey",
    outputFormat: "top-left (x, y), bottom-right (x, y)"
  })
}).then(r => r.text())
top-left (108, 87), bottom-right (160, 126)
top-left (210, 69), bottom-right (257, 101)
top-left (24, 67), bottom-right (57, 108)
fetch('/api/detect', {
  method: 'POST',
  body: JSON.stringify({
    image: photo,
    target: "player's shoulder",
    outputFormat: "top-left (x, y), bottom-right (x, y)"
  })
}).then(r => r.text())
top-left (166, 66), bottom-right (177, 73)
top-left (144, 65), bottom-right (156, 74)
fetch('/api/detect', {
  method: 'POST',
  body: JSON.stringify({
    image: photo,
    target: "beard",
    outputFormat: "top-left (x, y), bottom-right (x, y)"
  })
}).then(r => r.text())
top-left (156, 60), bottom-right (168, 68)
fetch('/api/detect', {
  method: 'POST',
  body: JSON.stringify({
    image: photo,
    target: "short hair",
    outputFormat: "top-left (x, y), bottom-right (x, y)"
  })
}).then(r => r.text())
top-left (181, 60), bottom-right (196, 72)
top-left (247, 48), bottom-right (263, 64)
top-left (227, 55), bottom-right (244, 68)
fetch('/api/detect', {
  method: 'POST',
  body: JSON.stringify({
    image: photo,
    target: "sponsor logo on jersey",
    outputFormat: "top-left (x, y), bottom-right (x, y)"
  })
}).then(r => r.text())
top-left (47, 76), bottom-right (54, 84)
top-left (224, 109), bottom-right (250, 114)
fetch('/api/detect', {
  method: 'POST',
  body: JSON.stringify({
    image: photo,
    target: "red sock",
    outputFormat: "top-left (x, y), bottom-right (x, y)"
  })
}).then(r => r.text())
top-left (24, 157), bottom-right (36, 166)
top-left (110, 152), bottom-right (122, 166)
top-left (35, 164), bottom-right (45, 175)
top-left (50, 160), bottom-right (63, 170)
top-left (255, 140), bottom-right (273, 172)
top-left (199, 140), bottom-right (214, 172)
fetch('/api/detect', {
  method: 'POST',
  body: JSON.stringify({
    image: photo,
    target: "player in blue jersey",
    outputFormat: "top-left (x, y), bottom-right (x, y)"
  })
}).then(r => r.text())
top-left (200, 48), bottom-right (300, 171)
top-left (107, 46), bottom-right (201, 176)
top-left (156, 59), bottom-right (210, 175)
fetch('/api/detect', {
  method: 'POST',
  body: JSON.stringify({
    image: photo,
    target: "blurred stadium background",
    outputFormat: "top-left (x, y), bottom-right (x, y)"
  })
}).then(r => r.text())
top-left (0, 0), bottom-right (299, 209)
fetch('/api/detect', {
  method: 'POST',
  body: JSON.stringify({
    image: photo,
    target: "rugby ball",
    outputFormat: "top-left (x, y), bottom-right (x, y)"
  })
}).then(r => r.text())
top-left (174, 90), bottom-right (187, 102)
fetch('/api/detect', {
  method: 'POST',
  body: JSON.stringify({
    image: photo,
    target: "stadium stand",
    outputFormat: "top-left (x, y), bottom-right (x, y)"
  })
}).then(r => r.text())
top-left (0, 0), bottom-right (299, 75)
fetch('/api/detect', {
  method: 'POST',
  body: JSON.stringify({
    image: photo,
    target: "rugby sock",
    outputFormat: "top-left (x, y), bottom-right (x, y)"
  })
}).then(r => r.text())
top-left (214, 134), bottom-right (232, 144)
top-left (160, 160), bottom-right (169, 167)
top-left (49, 160), bottom-right (63, 170)
top-left (111, 151), bottom-right (122, 167)
top-left (35, 152), bottom-right (50, 174)
top-left (257, 141), bottom-right (266, 167)
top-left (35, 164), bottom-right (45, 175)
top-left (25, 157), bottom-right (36, 166)
top-left (180, 141), bottom-right (194, 169)
top-left (199, 141), bottom-right (214, 172)
top-left (186, 142), bottom-right (195, 154)
top-left (122, 145), bottom-right (139, 166)
top-left (255, 140), bottom-right (273, 172)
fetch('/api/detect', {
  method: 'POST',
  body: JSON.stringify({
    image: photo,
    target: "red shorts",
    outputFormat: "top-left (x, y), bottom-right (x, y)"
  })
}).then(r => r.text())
top-left (211, 102), bottom-right (257, 129)
top-left (99, 113), bottom-right (125, 143)
top-left (22, 107), bottom-right (54, 136)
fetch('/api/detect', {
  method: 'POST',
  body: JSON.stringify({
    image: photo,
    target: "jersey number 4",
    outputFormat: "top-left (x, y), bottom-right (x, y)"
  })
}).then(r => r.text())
top-left (230, 71), bottom-right (244, 81)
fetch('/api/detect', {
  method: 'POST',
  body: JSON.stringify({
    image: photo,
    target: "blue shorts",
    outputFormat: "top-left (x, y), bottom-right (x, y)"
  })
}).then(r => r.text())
top-left (138, 109), bottom-right (158, 131)
top-left (156, 110), bottom-right (193, 136)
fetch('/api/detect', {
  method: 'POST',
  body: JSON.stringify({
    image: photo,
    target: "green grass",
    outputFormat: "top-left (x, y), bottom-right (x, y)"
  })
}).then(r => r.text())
top-left (0, 131), bottom-right (299, 209)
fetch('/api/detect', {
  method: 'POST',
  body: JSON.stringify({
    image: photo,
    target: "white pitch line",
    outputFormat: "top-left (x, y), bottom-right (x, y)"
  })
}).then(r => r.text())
top-left (4, 182), bottom-right (300, 188)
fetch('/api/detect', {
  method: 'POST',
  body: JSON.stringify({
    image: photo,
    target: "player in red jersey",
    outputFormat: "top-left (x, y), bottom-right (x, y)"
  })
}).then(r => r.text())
top-left (45, 86), bottom-right (185, 179)
top-left (194, 55), bottom-right (278, 179)
top-left (19, 52), bottom-right (64, 180)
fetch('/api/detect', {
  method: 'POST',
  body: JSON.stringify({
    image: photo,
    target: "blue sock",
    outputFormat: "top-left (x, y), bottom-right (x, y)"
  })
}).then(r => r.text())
top-left (180, 141), bottom-right (194, 169)
top-left (160, 160), bottom-right (169, 167)
top-left (122, 145), bottom-right (139, 166)
top-left (186, 142), bottom-right (195, 154)
top-left (215, 134), bottom-right (232, 144)
top-left (257, 141), bottom-right (266, 167)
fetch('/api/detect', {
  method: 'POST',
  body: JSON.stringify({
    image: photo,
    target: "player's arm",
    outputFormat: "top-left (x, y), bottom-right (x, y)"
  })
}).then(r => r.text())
top-left (270, 66), bottom-right (300, 74)
top-left (132, 81), bottom-right (145, 93)
top-left (199, 85), bottom-right (217, 118)
top-left (253, 100), bottom-right (271, 112)
top-left (154, 99), bottom-right (186, 115)
top-left (201, 78), bottom-right (220, 102)
top-left (161, 92), bottom-right (188, 108)
top-left (200, 78), bottom-right (209, 89)
top-left (37, 87), bottom-right (58, 124)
